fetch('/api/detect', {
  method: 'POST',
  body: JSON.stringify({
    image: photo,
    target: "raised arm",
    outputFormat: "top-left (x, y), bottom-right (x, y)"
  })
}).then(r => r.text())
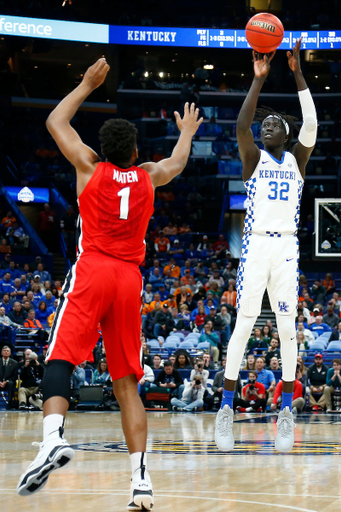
top-left (237, 51), bottom-right (275, 181)
top-left (141, 102), bottom-right (203, 188)
top-left (46, 58), bottom-right (110, 186)
top-left (288, 38), bottom-right (317, 178)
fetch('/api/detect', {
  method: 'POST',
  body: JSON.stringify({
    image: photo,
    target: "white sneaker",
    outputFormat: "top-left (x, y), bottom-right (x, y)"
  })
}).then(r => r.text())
top-left (17, 432), bottom-right (74, 496)
top-left (128, 466), bottom-right (154, 510)
top-left (275, 406), bottom-right (295, 453)
top-left (214, 404), bottom-right (234, 451)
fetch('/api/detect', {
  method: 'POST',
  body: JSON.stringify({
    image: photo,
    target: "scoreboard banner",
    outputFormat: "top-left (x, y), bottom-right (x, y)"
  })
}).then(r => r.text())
top-left (0, 14), bottom-right (340, 49)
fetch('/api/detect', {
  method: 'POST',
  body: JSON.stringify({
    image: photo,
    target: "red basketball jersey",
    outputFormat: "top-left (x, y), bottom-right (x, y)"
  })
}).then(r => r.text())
top-left (77, 162), bottom-right (154, 265)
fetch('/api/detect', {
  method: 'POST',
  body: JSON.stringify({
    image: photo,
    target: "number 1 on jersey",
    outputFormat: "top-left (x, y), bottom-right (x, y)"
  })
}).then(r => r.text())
top-left (118, 187), bottom-right (130, 220)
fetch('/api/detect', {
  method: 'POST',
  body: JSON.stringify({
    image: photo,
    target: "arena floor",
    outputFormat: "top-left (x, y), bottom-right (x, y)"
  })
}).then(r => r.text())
top-left (2, 411), bottom-right (341, 512)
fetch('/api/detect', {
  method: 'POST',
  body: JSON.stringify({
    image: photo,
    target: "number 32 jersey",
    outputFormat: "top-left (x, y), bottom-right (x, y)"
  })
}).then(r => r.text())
top-left (77, 162), bottom-right (154, 265)
top-left (243, 149), bottom-right (304, 236)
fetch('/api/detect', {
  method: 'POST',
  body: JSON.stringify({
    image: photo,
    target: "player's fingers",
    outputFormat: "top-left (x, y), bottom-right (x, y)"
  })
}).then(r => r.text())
top-left (194, 107), bottom-right (199, 120)
top-left (184, 102), bottom-right (189, 116)
top-left (287, 51), bottom-right (292, 59)
top-left (197, 117), bottom-right (204, 126)
top-left (190, 102), bottom-right (195, 114)
top-left (252, 50), bottom-right (257, 62)
top-left (268, 50), bottom-right (276, 62)
top-left (174, 111), bottom-right (181, 123)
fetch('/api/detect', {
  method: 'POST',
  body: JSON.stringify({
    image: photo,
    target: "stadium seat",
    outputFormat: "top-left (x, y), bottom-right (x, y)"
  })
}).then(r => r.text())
top-left (179, 341), bottom-right (194, 349)
top-left (197, 341), bottom-right (211, 351)
top-left (309, 341), bottom-right (326, 351)
top-left (172, 332), bottom-right (185, 340)
top-left (162, 341), bottom-right (178, 350)
top-left (165, 336), bottom-right (180, 346)
top-left (312, 331), bottom-right (319, 339)
top-left (326, 341), bottom-right (341, 351)
top-left (183, 337), bottom-right (198, 347)
top-left (147, 339), bottom-right (161, 349)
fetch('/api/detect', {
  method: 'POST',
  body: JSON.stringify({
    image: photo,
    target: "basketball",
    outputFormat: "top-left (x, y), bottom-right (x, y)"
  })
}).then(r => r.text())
top-left (245, 13), bottom-right (284, 53)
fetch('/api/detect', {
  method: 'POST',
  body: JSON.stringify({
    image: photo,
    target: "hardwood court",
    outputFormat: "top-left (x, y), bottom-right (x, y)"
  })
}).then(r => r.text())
top-left (2, 411), bottom-right (341, 512)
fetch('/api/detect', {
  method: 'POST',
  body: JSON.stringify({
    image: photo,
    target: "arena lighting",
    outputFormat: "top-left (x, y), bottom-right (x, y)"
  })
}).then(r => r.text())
top-left (0, 14), bottom-right (340, 48)
top-left (159, 72), bottom-right (164, 77)
top-left (144, 71), bottom-right (149, 77)
top-left (325, 86), bottom-right (330, 89)
top-left (203, 64), bottom-right (214, 69)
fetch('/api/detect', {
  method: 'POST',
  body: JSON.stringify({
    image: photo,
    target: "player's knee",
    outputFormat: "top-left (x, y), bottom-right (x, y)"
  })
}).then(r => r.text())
top-left (42, 359), bottom-right (74, 403)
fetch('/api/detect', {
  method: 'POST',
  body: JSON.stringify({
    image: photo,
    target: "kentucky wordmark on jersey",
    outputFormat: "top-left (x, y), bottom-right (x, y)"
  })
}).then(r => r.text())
top-left (244, 149), bottom-right (304, 236)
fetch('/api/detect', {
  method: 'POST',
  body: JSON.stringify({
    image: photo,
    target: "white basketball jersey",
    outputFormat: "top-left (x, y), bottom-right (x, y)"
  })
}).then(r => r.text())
top-left (243, 149), bottom-right (304, 236)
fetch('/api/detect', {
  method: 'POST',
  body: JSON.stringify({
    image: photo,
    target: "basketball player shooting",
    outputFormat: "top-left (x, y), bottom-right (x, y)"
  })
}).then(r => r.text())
top-left (215, 38), bottom-right (317, 452)
top-left (17, 58), bottom-right (203, 509)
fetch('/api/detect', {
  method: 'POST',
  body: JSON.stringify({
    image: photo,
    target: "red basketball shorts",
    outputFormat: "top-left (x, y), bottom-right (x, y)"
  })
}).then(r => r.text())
top-left (46, 251), bottom-right (144, 382)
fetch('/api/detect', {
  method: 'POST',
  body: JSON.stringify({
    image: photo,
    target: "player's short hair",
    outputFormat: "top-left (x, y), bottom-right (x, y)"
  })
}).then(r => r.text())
top-left (99, 118), bottom-right (138, 165)
top-left (255, 107), bottom-right (299, 150)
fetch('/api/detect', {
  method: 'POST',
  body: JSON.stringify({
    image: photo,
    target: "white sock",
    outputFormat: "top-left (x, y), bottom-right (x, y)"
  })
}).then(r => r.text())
top-left (246, 407), bottom-right (253, 412)
top-left (43, 414), bottom-right (65, 441)
top-left (130, 452), bottom-right (147, 474)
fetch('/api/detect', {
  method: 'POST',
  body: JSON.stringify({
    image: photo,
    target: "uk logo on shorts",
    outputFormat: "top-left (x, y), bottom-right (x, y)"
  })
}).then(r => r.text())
top-left (278, 301), bottom-right (289, 313)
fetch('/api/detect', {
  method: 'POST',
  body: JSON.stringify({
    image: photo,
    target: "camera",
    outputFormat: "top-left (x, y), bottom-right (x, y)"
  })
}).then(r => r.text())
top-left (197, 364), bottom-right (203, 369)
top-left (195, 380), bottom-right (201, 386)
top-left (249, 378), bottom-right (256, 390)
top-left (29, 358), bottom-right (37, 366)
top-left (296, 363), bottom-right (301, 371)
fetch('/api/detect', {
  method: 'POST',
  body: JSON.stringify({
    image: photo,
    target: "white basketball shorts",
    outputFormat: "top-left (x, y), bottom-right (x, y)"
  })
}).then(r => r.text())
top-left (236, 233), bottom-right (299, 317)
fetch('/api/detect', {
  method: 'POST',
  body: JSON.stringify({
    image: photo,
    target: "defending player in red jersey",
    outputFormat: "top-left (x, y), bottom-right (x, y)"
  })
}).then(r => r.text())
top-left (17, 58), bottom-right (203, 509)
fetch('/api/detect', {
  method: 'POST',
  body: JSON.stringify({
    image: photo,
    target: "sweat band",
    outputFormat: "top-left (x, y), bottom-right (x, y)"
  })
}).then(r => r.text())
top-left (298, 88), bottom-right (317, 148)
top-left (264, 114), bottom-right (290, 135)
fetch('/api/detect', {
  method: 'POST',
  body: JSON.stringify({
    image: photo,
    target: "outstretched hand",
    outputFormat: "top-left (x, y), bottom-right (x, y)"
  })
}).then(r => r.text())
top-left (287, 36), bottom-right (302, 73)
top-left (83, 58), bottom-right (110, 90)
top-left (174, 102), bottom-right (203, 136)
top-left (253, 50), bottom-right (276, 79)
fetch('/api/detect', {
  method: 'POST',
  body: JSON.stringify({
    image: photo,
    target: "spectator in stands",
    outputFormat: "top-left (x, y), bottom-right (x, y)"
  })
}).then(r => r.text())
top-left (199, 322), bottom-right (219, 363)
top-left (324, 358), bottom-right (341, 413)
top-left (23, 299), bottom-right (33, 315)
top-left (139, 363), bottom-right (155, 404)
top-left (168, 239), bottom-right (184, 260)
top-left (205, 358), bottom-right (227, 410)
top-left (12, 223), bottom-right (29, 248)
top-left (222, 261), bottom-right (236, 281)
top-left (265, 338), bottom-right (281, 366)
top-left (24, 309), bottom-right (48, 342)
top-left (323, 273), bottom-right (336, 295)
top-left (184, 292), bottom-right (197, 313)
top-left (20, 274), bottom-right (30, 293)
top-left (31, 284), bottom-right (44, 308)
top-left (173, 353), bottom-right (193, 370)
top-left (235, 371), bottom-right (267, 413)
top-left (0, 239), bottom-right (11, 254)
top-left (268, 357), bottom-right (280, 371)
top-left (8, 302), bottom-right (27, 325)
top-left (53, 279), bottom-right (63, 296)
top-left (148, 292), bottom-right (164, 312)
top-left (196, 235), bottom-right (208, 254)
top-left (35, 301), bottom-right (49, 325)
top-left (217, 304), bottom-right (231, 341)
top-left (60, 205), bottom-right (77, 254)
top-left (71, 362), bottom-right (86, 396)
top-left (255, 357), bottom-right (276, 394)
top-left (0, 273), bottom-right (15, 297)
top-left (297, 332), bottom-right (309, 352)
top-left (168, 355), bottom-right (175, 366)
top-left (143, 284), bottom-right (153, 304)
top-left (184, 243), bottom-right (198, 263)
top-left (222, 283), bottom-right (237, 309)
top-left (213, 234), bottom-right (229, 261)
top-left (0, 346), bottom-right (18, 409)
top-left (7, 261), bottom-right (20, 280)
top-left (18, 351), bottom-right (44, 410)
top-left (308, 353), bottom-right (328, 410)
top-left (323, 302), bottom-right (339, 329)
top-left (12, 278), bottom-right (26, 301)
top-left (178, 222), bottom-right (191, 235)
top-left (203, 353), bottom-right (215, 370)
top-left (171, 374), bottom-right (204, 412)
top-left (310, 315), bottom-right (332, 334)
top-left (175, 285), bottom-right (192, 307)
top-left (332, 292), bottom-right (341, 311)
top-left (243, 354), bottom-right (256, 371)
top-left (248, 327), bottom-right (267, 355)
top-left (163, 222), bottom-right (178, 239)
top-left (142, 336), bottom-right (153, 367)
top-left (92, 358), bottom-right (111, 385)
top-left (194, 261), bottom-right (208, 283)
top-left (170, 307), bottom-right (185, 332)
top-left (154, 230), bottom-right (170, 258)
top-left (1, 211), bottom-right (16, 229)
top-left (271, 379), bottom-right (305, 413)
top-left (43, 290), bottom-right (53, 309)
top-left (297, 321), bottom-right (315, 346)
top-left (47, 297), bottom-right (58, 316)
top-left (163, 258), bottom-right (181, 278)
top-left (154, 360), bottom-right (183, 398)
top-left (152, 354), bottom-right (163, 370)
top-left (180, 269), bottom-right (193, 286)
top-left (195, 304), bottom-right (206, 328)
top-left (33, 263), bottom-right (52, 283)
top-left (261, 325), bottom-right (271, 346)
top-left (180, 260), bottom-right (194, 278)
top-left (204, 305), bottom-right (227, 345)
top-left (149, 267), bottom-right (164, 291)
top-left (0, 293), bottom-right (12, 314)
top-left (153, 303), bottom-right (173, 337)
top-left (0, 306), bottom-right (21, 328)
top-left (38, 203), bottom-right (56, 250)
top-left (329, 321), bottom-right (341, 342)
top-left (311, 279), bottom-right (326, 304)
top-left (208, 269), bottom-right (224, 288)
top-left (38, 345), bottom-right (49, 365)
top-left (158, 284), bottom-right (169, 302)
